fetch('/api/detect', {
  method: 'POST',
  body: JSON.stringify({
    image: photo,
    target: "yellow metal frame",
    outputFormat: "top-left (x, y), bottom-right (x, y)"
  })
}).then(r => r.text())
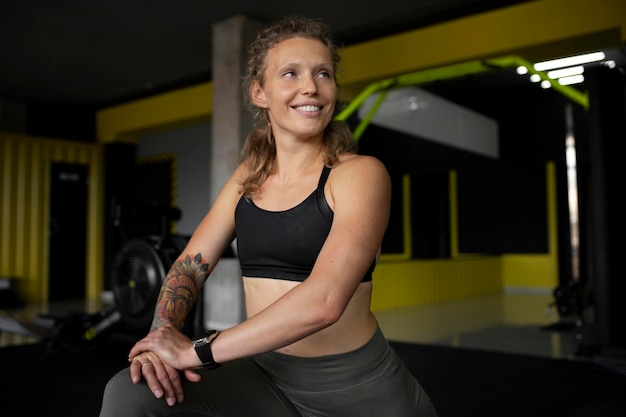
top-left (378, 174), bottom-right (412, 262)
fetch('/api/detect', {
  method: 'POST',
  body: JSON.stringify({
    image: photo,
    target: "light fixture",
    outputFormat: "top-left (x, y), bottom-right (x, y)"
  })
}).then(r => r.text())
top-left (558, 74), bottom-right (585, 86)
top-left (534, 51), bottom-right (606, 71)
top-left (547, 66), bottom-right (584, 79)
top-left (516, 66), bottom-right (528, 75)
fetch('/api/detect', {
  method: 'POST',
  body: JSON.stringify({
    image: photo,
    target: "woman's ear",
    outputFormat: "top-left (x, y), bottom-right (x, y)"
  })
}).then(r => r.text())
top-left (250, 81), bottom-right (268, 108)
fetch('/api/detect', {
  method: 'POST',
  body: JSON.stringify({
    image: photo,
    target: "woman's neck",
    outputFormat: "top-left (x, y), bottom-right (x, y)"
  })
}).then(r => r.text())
top-left (273, 140), bottom-right (324, 178)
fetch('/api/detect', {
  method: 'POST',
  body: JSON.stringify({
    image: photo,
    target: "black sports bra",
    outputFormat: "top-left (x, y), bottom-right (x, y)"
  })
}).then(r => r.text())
top-left (235, 166), bottom-right (375, 282)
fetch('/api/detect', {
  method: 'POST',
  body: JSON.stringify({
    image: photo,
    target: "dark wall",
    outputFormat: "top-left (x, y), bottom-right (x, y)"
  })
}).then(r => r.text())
top-left (26, 103), bottom-right (96, 142)
top-left (356, 82), bottom-right (571, 258)
top-left (462, 84), bottom-right (568, 255)
top-left (579, 67), bottom-right (626, 350)
top-left (103, 143), bottom-right (138, 290)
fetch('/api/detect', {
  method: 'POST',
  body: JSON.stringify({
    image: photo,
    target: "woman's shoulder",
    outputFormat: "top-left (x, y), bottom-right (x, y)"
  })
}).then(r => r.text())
top-left (325, 154), bottom-right (390, 212)
top-left (217, 161), bottom-right (251, 200)
top-left (333, 153), bottom-right (388, 177)
top-left (329, 154), bottom-right (390, 192)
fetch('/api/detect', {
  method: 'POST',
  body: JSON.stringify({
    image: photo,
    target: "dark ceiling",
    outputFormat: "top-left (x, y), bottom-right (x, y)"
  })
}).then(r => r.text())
top-left (0, 0), bottom-right (532, 110)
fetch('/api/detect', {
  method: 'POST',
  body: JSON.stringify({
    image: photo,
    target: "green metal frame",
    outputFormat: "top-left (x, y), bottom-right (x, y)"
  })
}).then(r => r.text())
top-left (335, 55), bottom-right (589, 140)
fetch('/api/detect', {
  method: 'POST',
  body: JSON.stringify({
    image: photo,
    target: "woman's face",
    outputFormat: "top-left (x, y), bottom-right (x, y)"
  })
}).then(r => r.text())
top-left (252, 37), bottom-right (337, 141)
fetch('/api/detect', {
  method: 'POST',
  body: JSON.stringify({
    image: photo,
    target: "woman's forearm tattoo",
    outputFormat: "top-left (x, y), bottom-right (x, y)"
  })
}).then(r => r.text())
top-left (151, 253), bottom-right (209, 331)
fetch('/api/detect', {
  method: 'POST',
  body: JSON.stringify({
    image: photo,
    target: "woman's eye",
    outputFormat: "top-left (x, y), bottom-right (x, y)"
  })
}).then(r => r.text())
top-left (284, 71), bottom-right (296, 78)
top-left (317, 69), bottom-right (333, 79)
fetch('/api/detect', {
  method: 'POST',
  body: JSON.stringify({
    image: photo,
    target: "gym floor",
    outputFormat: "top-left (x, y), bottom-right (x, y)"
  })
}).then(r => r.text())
top-left (1, 291), bottom-right (582, 360)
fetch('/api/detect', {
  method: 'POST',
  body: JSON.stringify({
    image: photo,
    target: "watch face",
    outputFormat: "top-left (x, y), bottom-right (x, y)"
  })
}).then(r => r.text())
top-left (193, 337), bottom-right (209, 347)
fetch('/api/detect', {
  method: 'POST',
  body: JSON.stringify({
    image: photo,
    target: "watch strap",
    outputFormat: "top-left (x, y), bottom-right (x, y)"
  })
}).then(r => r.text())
top-left (193, 330), bottom-right (221, 370)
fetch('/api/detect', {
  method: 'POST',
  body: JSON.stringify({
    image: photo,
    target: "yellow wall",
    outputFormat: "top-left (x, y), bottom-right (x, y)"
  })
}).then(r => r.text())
top-left (371, 257), bottom-right (502, 311)
top-left (97, 83), bottom-right (213, 143)
top-left (0, 133), bottom-right (104, 303)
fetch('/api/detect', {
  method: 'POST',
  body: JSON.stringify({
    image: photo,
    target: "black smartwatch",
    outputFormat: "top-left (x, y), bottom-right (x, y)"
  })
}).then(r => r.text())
top-left (192, 330), bottom-right (221, 370)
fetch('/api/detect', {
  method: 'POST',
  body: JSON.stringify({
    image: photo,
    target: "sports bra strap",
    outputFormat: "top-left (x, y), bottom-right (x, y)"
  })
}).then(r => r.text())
top-left (317, 165), bottom-right (331, 189)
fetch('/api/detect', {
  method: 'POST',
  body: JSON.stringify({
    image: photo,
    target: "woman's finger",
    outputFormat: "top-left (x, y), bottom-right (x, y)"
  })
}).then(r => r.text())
top-left (143, 358), bottom-right (179, 406)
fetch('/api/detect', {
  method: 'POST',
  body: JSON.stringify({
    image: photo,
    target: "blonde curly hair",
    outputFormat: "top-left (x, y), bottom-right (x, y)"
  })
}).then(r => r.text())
top-left (239, 16), bottom-right (357, 196)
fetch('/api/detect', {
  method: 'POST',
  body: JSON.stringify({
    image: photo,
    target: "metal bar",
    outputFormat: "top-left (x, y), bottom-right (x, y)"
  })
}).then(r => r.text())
top-left (335, 55), bottom-right (590, 140)
top-left (352, 89), bottom-right (389, 141)
top-left (485, 56), bottom-right (589, 109)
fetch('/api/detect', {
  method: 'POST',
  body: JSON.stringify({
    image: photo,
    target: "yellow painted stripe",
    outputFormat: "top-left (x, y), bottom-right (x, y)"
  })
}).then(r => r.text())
top-left (449, 170), bottom-right (459, 258)
top-left (97, 83), bottom-right (213, 143)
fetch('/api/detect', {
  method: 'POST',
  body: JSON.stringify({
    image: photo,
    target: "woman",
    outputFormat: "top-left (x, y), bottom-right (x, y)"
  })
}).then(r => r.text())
top-left (100, 16), bottom-right (437, 417)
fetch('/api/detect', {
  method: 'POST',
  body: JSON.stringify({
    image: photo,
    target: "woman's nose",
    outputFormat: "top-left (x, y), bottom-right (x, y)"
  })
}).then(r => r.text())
top-left (301, 73), bottom-right (317, 94)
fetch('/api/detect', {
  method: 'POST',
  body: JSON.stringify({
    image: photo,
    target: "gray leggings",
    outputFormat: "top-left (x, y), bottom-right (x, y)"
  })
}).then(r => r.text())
top-left (99, 327), bottom-right (437, 417)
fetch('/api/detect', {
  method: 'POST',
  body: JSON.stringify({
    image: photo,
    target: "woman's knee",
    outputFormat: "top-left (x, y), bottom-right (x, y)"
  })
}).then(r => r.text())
top-left (100, 368), bottom-right (163, 417)
top-left (102, 368), bottom-right (136, 399)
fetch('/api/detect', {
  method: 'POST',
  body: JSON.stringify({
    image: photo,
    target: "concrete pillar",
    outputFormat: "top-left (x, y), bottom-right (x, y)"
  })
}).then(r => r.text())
top-left (205, 16), bottom-right (264, 331)
top-left (210, 15), bottom-right (264, 204)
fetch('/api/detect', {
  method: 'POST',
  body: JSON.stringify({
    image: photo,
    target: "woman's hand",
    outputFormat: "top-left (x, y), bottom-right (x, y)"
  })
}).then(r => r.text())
top-left (129, 325), bottom-right (200, 370)
top-left (128, 325), bottom-right (203, 406)
top-left (129, 353), bottom-right (193, 406)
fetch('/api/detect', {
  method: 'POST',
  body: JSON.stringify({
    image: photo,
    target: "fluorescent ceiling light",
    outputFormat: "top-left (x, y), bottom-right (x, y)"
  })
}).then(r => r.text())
top-left (516, 66), bottom-right (528, 75)
top-left (547, 66), bottom-right (584, 79)
top-left (534, 51), bottom-right (605, 71)
top-left (558, 74), bottom-right (585, 86)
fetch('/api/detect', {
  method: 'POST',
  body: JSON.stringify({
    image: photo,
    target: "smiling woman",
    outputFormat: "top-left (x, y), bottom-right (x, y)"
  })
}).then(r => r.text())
top-left (99, 16), bottom-right (437, 417)
top-left (249, 37), bottom-right (338, 150)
